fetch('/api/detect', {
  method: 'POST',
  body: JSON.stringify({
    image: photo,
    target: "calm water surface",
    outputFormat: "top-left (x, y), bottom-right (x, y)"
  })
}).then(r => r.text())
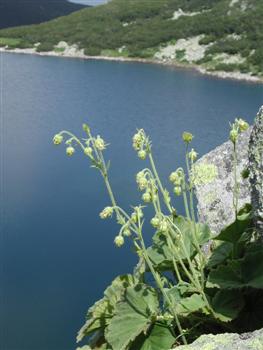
top-left (1, 52), bottom-right (262, 350)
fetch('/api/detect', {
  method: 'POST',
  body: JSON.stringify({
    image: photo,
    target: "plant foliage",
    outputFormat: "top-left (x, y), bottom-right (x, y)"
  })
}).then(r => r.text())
top-left (53, 117), bottom-right (263, 349)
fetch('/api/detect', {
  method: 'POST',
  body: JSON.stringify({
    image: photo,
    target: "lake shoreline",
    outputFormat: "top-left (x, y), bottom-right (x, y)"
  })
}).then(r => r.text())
top-left (1, 46), bottom-right (262, 84)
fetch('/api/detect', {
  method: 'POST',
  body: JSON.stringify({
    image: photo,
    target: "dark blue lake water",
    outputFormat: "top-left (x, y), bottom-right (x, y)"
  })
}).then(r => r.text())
top-left (1, 52), bottom-right (262, 350)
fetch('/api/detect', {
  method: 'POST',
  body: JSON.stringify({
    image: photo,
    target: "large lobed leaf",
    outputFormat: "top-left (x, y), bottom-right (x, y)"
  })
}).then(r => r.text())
top-left (77, 275), bottom-right (134, 342)
top-left (132, 324), bottom-right (175, 350)
top-left (105, 285), bottom-right (159, 350)
top-left (216, 204), bottom-right (252, 244)
top-left (208, 250), bottom-right (263, 289)
top-left (211, 290), bottom-right (244, 322)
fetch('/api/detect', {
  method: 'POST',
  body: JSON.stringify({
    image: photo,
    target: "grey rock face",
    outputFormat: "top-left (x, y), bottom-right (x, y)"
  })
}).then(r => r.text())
top-left (195, 127), bottom-right (251, 235)
top-left (173, 328), bottom-right (263, 350)
top-left (248, 106), bottom-right (263, 235)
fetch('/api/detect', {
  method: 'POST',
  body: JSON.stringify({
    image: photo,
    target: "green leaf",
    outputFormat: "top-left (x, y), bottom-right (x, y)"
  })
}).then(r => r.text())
top-left (242, 251), bottom-right (263, 289)
top-left (105, 302), bottom-right (150, 350)
top-left (211, 290), bottom-right (244, 322)
top-left (216, 205), bottom-right (252, 243)
top-left (125, 284), bottom-right (159, 316)
top-left (105, 285), bottom-right (159, 350)
top-left (104, 274), bottom-right (134, 304)
top-left (206, 242), bottom-right (233, 269)
top-left (208, 250), bottom-right (263, 289)
top-left (77, 275), bottom-right (134, 342)
top-left (207, 260), bottom-right (243, 289)
top-left (147, 217), bottom-right (212, 269)
top-left (133, 324), bottom-right (175, 350)
top-left (176, 294), bottom-right (206, 315)
top-left (77, 298), bottom-right (112, 342)
top-left (165, 286), bottom-right (181, 308)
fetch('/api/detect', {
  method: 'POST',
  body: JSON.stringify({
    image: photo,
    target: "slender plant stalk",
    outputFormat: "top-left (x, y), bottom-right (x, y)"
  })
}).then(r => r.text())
top-left (149, 152), bottom-right (173, 213)
top-left (233, 142), bottom-right (239, 218)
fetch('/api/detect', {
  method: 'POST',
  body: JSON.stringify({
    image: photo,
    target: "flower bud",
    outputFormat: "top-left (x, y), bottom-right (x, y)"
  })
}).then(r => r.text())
top-left (94, 135), bottom-right (106, 151)
top-left (138, 150), bottom-right (147, 160)
top-left (137, 177), bottom-right (148, 191)
top-left (132, 131), bottom-right (143, 151)
top-left (114, 235), bottom-right (124, 247)
top-left (189, 148), bottom-right (198, 162)
top-left (53, 134), bottom-right (63, 145)
top-left (84, 147), bottom-right (93, 157)
top-left (142, 192), bottom-right (151, 203)
top-left (83, 123), bottom-right (90, 134)
top-left (159, 220), bottom-right (168, 232)
top-left (237, 118), bottom-right (249, 132)
top-left (99, 206), bottom-right (113, 219)
top-left (131, 213), bottom-right (137, 222)
top-left (66, 146), bottom-right (75, 156)
top-left (169, 171), bottom-right (179, 184)
top-left (151, 216), bottom-right (160, 228)
top-left (182, 132), bottom-right (193, 144)
top-left (230, 129), bottom-right (238, 143)
top-left (123, 228), bottom-right (131, 237)
top-left (136, 171), bottom-right (144, 180)
top-left (174, 186), bottom-right (182, 196)
top-left (152, 194), bottom-right (158, 202)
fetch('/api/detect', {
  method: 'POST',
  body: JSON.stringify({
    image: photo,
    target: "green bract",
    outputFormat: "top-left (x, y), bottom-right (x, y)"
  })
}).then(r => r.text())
top-left (53, 117), bottom-right (263, 350)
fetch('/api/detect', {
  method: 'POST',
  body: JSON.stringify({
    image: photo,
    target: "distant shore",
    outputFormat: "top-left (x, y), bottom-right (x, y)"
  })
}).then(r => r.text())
top-left (1, 46), bottom-right (262, 84)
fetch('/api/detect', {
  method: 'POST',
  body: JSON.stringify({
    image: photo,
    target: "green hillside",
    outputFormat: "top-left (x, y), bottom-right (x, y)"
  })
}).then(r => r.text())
top-left (0, 0), bottom-right (262, 77)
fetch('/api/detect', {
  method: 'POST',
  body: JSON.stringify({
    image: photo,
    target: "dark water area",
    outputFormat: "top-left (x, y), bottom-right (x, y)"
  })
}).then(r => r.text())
top-left (1, 52), bottom-right (262, 350)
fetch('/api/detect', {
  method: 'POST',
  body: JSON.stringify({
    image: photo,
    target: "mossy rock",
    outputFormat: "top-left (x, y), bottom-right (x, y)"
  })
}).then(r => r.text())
top-left (174, 328), bottom-right (263, 350)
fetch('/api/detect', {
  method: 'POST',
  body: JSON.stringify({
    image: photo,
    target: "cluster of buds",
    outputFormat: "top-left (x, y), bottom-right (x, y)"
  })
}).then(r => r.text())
top-left (136, 171), bottom-right (158, 203)
top-left (169, 169), bottom-right (184, 196)
top-left (150, 215), bottom-right (169, 232)
top-left (52, 133), bottom-right (76, 157)
top-left (114, 219), bottom-right (133, 248)
top-left (229, 118), bottom-right (249, 144)
top-left (53, 122), bottom-right (108, 160)
top-left (132, 129), bottom-right (150, 160)
top-left (156, 313), bottom-right (174, 322)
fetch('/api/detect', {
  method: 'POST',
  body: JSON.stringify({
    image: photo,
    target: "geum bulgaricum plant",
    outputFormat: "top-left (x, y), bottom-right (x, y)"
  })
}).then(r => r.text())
top-left (53, 117), bottom-right (263, 350)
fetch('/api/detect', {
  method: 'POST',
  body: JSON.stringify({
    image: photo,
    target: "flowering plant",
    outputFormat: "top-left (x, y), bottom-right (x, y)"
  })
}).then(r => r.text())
top-left (53, 117), bottom-right (263, 350)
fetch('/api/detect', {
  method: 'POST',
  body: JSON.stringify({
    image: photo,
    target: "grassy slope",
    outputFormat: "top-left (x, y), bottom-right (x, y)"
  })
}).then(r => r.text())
top-left (0, 0), bottom-right (262, 76)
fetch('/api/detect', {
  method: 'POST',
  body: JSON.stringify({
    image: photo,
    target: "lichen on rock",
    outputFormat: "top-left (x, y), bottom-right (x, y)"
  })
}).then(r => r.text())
top-left (173, 328), bottom-right (263, 350)
top-left (195, 126), bottom-right (251, 235)
top-left (248, 106), bottom-right (263, 236)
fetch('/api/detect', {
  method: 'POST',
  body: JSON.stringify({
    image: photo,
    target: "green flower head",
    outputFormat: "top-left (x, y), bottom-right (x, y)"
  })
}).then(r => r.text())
top-left (94, 135), bottom-right (106, 151)
top-left (182, 132), bottom-right (194, 144)
top-left (53, 134), bottom-right (63, 145)
top-left (66, 146), bottom-right (75, 156)
top-left (99, 206), bottom-right (114, 219)
top-left (114, 235), bottom-right (124, 248)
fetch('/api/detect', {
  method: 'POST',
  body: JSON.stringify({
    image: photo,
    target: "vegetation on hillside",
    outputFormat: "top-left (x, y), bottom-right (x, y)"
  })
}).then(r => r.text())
top-left (0, 0), bottom-right (262, 76)
top-left (0, 0), bottom-right (86, 29)
top-left (52, 117), bottom-right (263, 350)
